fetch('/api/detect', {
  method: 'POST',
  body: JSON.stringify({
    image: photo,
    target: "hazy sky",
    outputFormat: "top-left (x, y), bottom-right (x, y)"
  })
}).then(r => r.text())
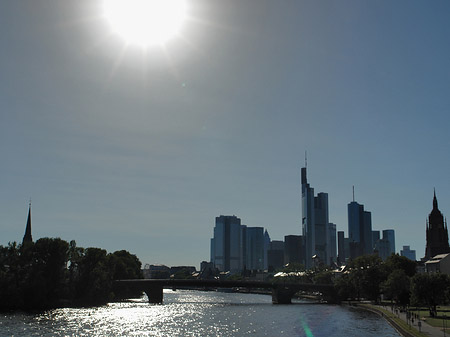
top-left (2, 1), bottom-right (450, 267)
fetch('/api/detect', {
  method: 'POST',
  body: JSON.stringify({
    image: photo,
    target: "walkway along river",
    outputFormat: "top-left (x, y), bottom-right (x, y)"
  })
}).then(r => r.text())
top-left (0, 290), bottom-right (400, 336)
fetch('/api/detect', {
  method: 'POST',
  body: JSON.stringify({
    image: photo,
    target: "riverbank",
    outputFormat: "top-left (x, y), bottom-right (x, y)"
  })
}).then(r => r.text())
top-left (352, 303), bottom-right (439, 337)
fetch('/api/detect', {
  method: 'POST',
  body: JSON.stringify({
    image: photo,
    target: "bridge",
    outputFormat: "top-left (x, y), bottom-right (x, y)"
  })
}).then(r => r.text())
top-left (114, 279), bottom-right (337, 304)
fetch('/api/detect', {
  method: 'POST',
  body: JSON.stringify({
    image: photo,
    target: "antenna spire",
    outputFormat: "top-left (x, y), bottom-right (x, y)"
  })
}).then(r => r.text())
top-left (352, 186), bottom-right (355, 202)
top-left (305, 151), bottom-right (307, 168)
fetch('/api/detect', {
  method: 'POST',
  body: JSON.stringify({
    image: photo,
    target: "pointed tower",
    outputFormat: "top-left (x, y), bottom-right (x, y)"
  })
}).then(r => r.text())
top-left (425, 190), bottom-right (450, 260)
top-left (22, 202), bottom-right (33, 244)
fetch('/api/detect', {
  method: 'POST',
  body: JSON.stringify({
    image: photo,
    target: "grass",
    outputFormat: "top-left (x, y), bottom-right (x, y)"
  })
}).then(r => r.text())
top-left (409, 306), bottom-right (450, 331)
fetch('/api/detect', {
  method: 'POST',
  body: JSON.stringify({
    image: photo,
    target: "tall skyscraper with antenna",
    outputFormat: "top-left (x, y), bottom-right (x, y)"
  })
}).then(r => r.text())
top-left (301, 154), bottom-right (315, 269)
top-left (347, 188), bottom-right (372, 258)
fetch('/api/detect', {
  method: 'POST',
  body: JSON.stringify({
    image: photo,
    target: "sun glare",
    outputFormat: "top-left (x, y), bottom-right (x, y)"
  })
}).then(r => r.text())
top-left (103, 0), bottom-right (187, 47)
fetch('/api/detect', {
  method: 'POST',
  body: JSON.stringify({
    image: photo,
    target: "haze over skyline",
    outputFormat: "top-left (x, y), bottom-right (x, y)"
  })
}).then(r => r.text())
top-left (2, 1), bottom-right (450, 267)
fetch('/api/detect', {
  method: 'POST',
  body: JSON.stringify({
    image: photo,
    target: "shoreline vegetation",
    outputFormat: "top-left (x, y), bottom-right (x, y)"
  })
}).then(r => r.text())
top-left (0, 238), bottom-right (143, 311)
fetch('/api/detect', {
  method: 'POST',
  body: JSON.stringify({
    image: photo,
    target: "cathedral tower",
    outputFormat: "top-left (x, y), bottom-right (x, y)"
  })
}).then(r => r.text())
top-left (425, 190), bottom-right (450, 260)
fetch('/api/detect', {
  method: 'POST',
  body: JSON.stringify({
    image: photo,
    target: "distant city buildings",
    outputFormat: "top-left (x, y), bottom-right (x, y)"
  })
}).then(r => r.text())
top-left (206, 171), bottom-right (431, 272)
top-left (400, 246), bottom-right (416, 261)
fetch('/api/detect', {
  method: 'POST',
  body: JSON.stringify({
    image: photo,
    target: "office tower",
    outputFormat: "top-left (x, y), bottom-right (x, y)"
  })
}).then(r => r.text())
top-left (328, 223), bottom-right (337, 265)
top-left (264, 230), bottom-right (271, 270)
top-left (211, 215), bottom-right (242, 273)
top-left (245, 227), bottom-right (264, 271)
top-left (425, 190), bottom-right (450, 260)
top-left (374, 238), bottom-right (391, 261)
top-left (22, 202), bottom-right (32, 245)
top-left (314, 192), bottom-right (329, 265)
top-left (382, 229), bottom-right (395, 256)
top-left (284, 235), bottom-right (304, 265)
top-left (372, 231), bottom-right (380, 250)
top-left (301, 167), bottom-right (315, 269)
top-left (400, 246), bottom-right (416, 261)
top-left (348, 198), bottom-right (373, 258)
top-left (337, 231), bottom-right (345, 264)
top-left (267, 240), bottom-right (285, 271)
top-left (240, 225), bottom-right (247, 271)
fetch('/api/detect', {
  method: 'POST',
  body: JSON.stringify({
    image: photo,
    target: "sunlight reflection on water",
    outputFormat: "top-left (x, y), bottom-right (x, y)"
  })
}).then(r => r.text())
top-left (0, 290), bottom-right (399, 337)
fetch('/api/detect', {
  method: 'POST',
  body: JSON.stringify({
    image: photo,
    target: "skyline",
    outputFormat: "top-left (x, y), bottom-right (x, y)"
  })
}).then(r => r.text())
top-left (2, 1), bottom-right (450, 266)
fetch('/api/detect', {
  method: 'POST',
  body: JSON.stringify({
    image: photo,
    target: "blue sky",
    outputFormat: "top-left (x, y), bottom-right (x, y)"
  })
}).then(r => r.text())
top-left (1, 0), bottom-right (450, 267)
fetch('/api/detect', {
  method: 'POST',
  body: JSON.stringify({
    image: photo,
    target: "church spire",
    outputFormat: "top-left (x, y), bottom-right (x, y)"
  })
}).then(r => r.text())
top-left (433, 188), bottom-right (438, 210)
top-left (22, 200), bottom-right (32, 244)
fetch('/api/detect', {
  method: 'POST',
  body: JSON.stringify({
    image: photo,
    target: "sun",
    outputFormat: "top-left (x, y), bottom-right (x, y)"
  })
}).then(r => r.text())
top-left (102, 0), bottom-right (187, 47)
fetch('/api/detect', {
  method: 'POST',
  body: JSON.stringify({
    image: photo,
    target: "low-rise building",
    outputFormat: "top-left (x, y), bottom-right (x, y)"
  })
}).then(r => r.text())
top-left (425, 253), bottom-right (450, 274)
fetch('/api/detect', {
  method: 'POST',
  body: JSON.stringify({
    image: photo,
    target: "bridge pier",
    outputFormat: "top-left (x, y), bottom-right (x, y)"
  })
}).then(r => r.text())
top-left (272, 286), bottom-right (297, 304)
top-left (144, 285), bottom-right (163, 304)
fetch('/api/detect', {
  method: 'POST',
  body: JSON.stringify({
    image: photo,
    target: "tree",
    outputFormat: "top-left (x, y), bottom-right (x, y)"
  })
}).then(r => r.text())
top-left (411, 273), bottom-right (450, 316)
top-left (381, 269), bottom-right (410, 305)
top-left (348, 255), bottom-right (385, 302)
top-left (384, 254), bottom-right (417, 277)
top-left (75, 247), bottom-right (112, 305)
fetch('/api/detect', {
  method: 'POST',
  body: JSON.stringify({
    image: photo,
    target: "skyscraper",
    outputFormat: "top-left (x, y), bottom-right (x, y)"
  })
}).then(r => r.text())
top-left (382, 229), bottom-right (395, 255)
top-left (314, 192), bottom-right (329, 265)
top-left (348, 197), bottom-right (372, 258)
top-left (211, 215), bottom-right (242, 273)
top-left (425, 190), bottom-right (450, 260)
top-left (301, 166), bottom-right (315, 269)
top-left (284, 235), bottom-right (304, 265)
top-left (245, 227), bottom-right (264, 271)
top-left (22, 202), bottom-right (32, 245)
top-left (328, 223), bottom-right (337, 265)
top-left (337, 231), bottom-right (346, 264)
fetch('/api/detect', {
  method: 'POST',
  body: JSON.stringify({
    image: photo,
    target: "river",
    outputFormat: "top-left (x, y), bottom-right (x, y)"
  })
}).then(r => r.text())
top-left (0, 290), bottom-right (399, 336)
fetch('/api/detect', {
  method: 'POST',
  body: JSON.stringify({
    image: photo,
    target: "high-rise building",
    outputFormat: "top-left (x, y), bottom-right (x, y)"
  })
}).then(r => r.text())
top-left (314, 192), bottom-right (329, 265)
top-left (348, 199), bottom-right (373, 258)
top-left (211, 215), bottom-right (242, 273)
top-left (284, 235), bottom-right (304, 265)
top-left (337, 231), bottom-right (346, 264)
top-left (400, 246), bottom-right (416, 261)
top-left (263, 230), bottom-right (271, 270)
top-left (425, 190), bottom-right (450, 260)
top-left (301, 167), bottom-right (315, 269)
top-left (328, 223), bottom-right (337, 265)
top-left (267, 240), bottom-right (285, 271)
top-left (372, 230), bottom-right (380, 250)
top-left (22, 202), bottom-right (32, 245)
top-left (245, 227), bottom-right (264, 271)
top-left (374, 238), bottom-right (391, 261)
top-left (382, 229), bottom-right (395, 255)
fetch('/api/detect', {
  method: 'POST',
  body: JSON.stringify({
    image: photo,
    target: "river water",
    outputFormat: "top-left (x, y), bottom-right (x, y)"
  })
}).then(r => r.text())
top-left (1, 290), bottom-right (399, 336)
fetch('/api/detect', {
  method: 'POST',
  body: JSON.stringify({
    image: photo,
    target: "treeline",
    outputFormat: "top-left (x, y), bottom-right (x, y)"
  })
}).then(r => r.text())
top-left (0, 238), bottom-right (143, 311)
top-left (334, 254), bottom-right (450, 316)
top-left (275, 254), bottom-right (450, 316)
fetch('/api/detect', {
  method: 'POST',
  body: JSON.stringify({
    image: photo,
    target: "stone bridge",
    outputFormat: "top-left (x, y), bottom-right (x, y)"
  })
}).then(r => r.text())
top-left (114, 279), bottom-right (337, 304)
